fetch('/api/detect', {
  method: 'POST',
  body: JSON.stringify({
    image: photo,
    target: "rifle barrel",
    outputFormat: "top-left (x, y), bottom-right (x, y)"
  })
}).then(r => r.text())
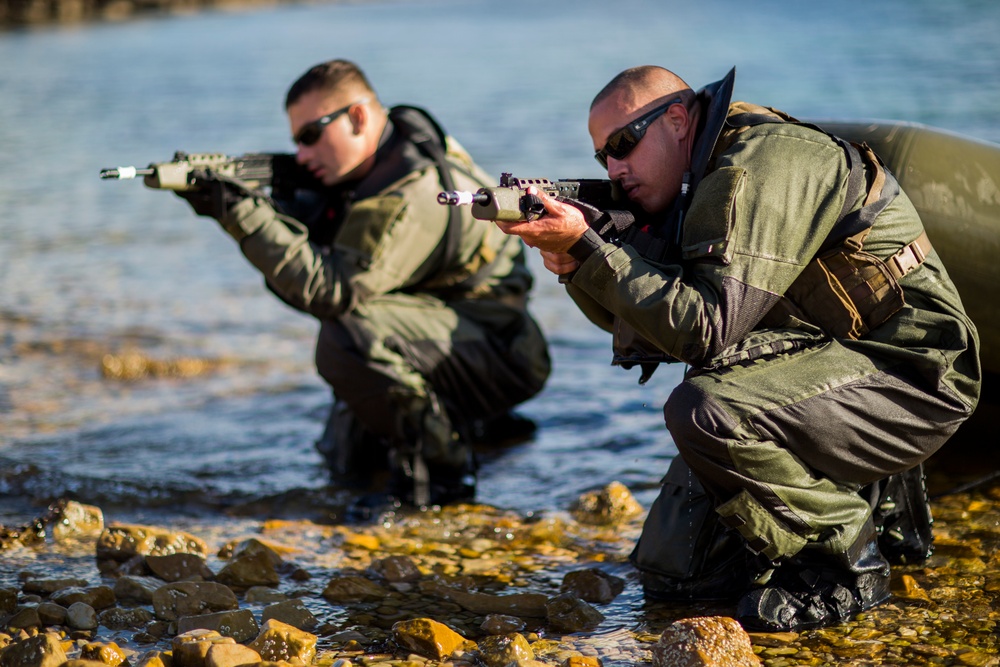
top-left (100, 166), bottom-right (155, 180)
top-left (438, 190), bottom-right (489, 206)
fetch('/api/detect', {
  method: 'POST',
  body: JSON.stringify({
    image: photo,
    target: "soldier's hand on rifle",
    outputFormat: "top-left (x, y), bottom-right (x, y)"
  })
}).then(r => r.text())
top-left (493, 187), bottom-right (589, 253)
top-left (539, 250), bottom-right (580, 279)
top-left (176, 170), bottom-right (255, 221)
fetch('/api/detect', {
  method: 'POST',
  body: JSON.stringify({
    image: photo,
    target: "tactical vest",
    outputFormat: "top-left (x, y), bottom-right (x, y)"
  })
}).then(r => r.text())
top-left (607, 102), bottom-right (933, 379)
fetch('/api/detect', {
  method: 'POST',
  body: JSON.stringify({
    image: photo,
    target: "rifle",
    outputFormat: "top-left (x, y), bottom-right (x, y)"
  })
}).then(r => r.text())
top-left (437, 172), bottom-right (635, 222)
top-left (440, 172), bottom-right (642, 284)
top-left (99, 151), bottom-right (322, 200)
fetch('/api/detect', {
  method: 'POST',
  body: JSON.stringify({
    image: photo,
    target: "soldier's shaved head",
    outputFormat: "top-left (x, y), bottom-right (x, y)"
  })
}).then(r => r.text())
top-left (591, 66), bottom-right (693, 111)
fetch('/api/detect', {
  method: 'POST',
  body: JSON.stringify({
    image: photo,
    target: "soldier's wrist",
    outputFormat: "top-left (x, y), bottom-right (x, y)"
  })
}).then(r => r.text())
top-left (568, 227), bottom-right (605, 262)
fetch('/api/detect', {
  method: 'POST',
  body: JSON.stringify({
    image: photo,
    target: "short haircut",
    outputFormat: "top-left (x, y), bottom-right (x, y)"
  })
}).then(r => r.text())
top-left (285, 59), bottom-right (376, 110)
top-left (591, 65), bottom-right (692, 110)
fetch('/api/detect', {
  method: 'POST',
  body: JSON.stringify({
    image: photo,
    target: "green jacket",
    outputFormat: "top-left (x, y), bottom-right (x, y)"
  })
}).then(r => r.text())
top-left (217, 106), bottom-right (532, 319)
top-left (567, 81), bottom-right (979, 409)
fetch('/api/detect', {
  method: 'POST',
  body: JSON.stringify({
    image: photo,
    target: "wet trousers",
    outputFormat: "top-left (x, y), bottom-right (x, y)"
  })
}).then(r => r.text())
top-left (634, 338), bottom-right (972, 584)
top-left (314, 292), bottom-right (550, 470)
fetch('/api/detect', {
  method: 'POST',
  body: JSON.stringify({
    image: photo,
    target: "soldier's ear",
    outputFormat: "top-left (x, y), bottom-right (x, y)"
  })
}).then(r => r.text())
top-left (348, 102), bottom-right (369, 136)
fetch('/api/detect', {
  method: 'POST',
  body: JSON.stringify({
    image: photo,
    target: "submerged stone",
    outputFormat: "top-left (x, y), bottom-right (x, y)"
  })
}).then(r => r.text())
top-left (569, 481), bottom-right (643, 526)
top-left (391, 617), bottom-right (473, 661)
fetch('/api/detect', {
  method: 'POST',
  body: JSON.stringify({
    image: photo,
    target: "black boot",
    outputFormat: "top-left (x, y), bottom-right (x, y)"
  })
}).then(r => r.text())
top-left (736, 519), bottom-right (891, 632)
top-left (866, 463), bottom-right (934, 565)
top-left (315, 401), bottom-right (389, 489)
top-left (469, 411), bottom-right (538, 446)
top-left (385, 441), bottom-right (477, 509)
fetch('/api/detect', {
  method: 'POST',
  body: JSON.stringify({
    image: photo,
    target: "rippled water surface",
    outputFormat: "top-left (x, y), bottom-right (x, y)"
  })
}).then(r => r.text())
top-left (2, 0), bottom-right (1000, 555)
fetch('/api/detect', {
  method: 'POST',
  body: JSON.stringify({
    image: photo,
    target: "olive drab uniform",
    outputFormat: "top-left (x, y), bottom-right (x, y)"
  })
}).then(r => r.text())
top-left (564, 70), bottom-right (980, 600)
top-left (215, 106), bottom-right (551, 505)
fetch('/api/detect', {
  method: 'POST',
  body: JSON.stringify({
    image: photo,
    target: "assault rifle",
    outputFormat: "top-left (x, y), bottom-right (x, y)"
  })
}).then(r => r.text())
top-left (437, 172), bottom-right (635, 222)
top-left (440, 172), bottom-right (642, 284)
top-left (99, 151), bottom-right (322, 200)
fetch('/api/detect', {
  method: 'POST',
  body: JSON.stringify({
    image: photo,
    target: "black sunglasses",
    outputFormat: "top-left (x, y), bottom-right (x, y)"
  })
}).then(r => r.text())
top-left (293, 98), bottom-right (369, 146)
top-left (594, 96), bottom-right (684, 168)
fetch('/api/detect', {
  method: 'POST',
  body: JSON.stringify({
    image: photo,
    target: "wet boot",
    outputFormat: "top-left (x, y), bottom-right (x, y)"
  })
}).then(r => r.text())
top-left (314, 400), bottom-right (389, 489)
top-left (866, 463), bottom-right (935, 565)
top-left (736, 518), bottom-right (891, 632)
top-left (386, 442), bottom-right (477, 509)
top-left (470, 411), bottom-right (538, 447)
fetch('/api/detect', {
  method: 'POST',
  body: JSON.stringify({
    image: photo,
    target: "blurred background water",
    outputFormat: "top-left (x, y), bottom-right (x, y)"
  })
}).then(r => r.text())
top-left (2, 0), bottom-right (999, 529)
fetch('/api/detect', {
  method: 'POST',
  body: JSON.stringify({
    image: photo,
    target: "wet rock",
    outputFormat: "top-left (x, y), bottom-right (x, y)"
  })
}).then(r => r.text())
top-left (475, 633), bottom-right (534, 667)
top-left (215, 551), bottom-right (279, 588)
top-left (421, 580), bottom-right (548, 617)
top-left (391, 618), bottom-right (474, 661)
top-left (480, 614), bottom-right (526, 634)
top-left (560, 569), bottom-right (625, 604)
top-left (22, 578), bottom-right (90, 596)
top-left (569, 481), bottom-right (643, 526)
top-left (6, 607), bottom-right (41, 630)
top-left (746, 631), bottom-right (798, 647)
top-left (0, 589), bottom-right (16, 616)
top-left (652, 616), bottom-right (760, 667)
top-left (246, 618), bottom-right (317, 664)
top-left (98, 606), bottom-right (154, 630)
top-left (66, 602), bottom-right (98, 630)
top-left (146, 553), bottom-right (215, 582)
top-left (133, 651), bottom-right (170, 667)
top-left (62, 661), bottom-right (109, 667)
top-left (321, 575), bottom-right (386, 602)
top-left (891, 573), bottom-right (934, 604)
top-left (79, 641), bottom-right (128, 667)
top-left (35, 602), bottom-right (66, 626)
top-left (171, 629), bottom-right (236, 667)
top-left (204, 643), bottom-right (262, 667)
top-left (96, 524), bottom-right (208, 564)
top-left (151, 581), bottom-right (239, 621)
top-left (112, 576), bottom-right (163, 604)
top-left (546, 593), bottom-right (605, 633)
top-left (224, 538), bottom-right (285, 566)
top-left (51, 585), bottom-right (115, 610)
top-left (955, 651), bottom-right (1000, 666)
top-left (563, 658), bottom-right (603, 666)
top-left (50, 501), bottom-right (104, 541)
top-left (0, 632), bottom-right (67, 667)
top-left (176, 609), bottom-right (259, 643)
top-left (368, 555), bottom-right (422, 583)
top-left (260, 599), bottom-right (318, 631)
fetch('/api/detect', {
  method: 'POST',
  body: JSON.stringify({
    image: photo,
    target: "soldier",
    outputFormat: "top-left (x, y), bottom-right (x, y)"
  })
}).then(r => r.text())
top-left (491, 66), bottom-right (980, 631)
top-left (177, 59), bottom-right (551, 511)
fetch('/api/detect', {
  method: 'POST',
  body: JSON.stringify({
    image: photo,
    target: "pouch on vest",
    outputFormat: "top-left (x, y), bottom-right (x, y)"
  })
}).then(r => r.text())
top-left (630, 457), bottom-right (752, 600)
top-left (781, 238), bottom-right (905, 340)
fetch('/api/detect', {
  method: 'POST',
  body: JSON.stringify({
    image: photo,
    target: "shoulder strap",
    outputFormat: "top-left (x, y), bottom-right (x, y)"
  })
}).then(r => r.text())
top-left (390, 106), bottom-right (464, 268)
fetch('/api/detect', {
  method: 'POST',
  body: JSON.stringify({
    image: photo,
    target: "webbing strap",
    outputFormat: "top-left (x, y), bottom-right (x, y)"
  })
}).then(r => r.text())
top-left (820, 139), bottom-right (900, 254)
top-left (886, 230), bottom-right (932, 280)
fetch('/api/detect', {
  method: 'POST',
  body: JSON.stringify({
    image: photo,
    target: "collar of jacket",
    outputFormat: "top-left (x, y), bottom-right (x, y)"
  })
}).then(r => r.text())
top-left (350, 105), bottom-right (445, 201)
top-left (688, 67), bottom-right (736, 191)
top-left (650, 67), bottom-right (736, 246)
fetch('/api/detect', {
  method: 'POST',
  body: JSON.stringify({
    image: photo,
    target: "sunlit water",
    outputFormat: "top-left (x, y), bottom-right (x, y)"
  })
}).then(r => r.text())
top-left (2, 0), bottom-right (999, 548)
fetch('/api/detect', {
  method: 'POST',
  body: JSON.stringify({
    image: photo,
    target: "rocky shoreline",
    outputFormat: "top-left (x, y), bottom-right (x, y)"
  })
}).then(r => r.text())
top-left (0, 0), bottom-right (308, 29)
top-left (3, 481), bottom-right (1000, 667)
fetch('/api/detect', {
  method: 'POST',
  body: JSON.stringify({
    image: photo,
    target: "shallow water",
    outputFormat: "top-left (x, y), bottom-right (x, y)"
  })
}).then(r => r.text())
top-left (2, 0), bottom-right (1000, 651)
